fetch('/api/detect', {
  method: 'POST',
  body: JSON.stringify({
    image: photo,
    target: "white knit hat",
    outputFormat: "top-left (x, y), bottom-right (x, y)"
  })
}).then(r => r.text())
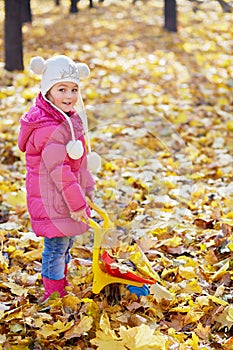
top-left (30, 55), bottom-right (101, 171)
top-left (30, 55), bottom-right (89, 95)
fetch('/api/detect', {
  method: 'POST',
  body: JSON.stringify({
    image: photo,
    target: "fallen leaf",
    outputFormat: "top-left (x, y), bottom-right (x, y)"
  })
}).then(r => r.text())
top-left (64, 316), bottom-right (93, 339)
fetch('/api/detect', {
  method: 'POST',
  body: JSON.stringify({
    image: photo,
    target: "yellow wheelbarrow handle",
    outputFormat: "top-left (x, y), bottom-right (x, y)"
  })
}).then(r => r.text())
top-left (86, 198), bottom-right (145, 294)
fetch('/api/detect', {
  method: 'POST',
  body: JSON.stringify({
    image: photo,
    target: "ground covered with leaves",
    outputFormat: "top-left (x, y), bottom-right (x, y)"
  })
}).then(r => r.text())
top-left (0, 0), bottom-right (233, 349)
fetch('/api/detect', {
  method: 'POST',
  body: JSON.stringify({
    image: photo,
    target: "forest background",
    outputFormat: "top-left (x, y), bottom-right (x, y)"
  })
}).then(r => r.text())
top-left (0, 0), bottom-right (233, 349)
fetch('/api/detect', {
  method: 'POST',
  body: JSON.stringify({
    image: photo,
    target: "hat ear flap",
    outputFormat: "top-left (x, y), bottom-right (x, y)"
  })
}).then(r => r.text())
top-left (76, 63), bottom-right (90, 78)
top-left (30, 56), bottom-right (46, 74)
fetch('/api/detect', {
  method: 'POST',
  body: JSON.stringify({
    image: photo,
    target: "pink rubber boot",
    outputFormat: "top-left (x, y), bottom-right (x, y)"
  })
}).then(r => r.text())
top-left (42, 277), bottom-right (67, 301)
top-left (64, 264), bottom-right (71, 287)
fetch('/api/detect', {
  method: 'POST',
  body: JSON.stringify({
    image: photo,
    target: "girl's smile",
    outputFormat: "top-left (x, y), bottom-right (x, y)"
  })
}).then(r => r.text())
top-left (47, 82), bottom-right (79, 113)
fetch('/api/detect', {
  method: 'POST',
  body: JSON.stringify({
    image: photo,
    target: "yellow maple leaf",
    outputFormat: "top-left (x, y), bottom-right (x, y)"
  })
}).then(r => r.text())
top-left (184, 309), bottom-right (204, 324)
top-left (218, 97), bottom-right (229, 105)
top-left (2, 282), bottom-right (27, 297)
top-left (168, 327), bottom-right (186, 343)
top-left (91, 331), bottom-right (126, 350)
top-left (172, 112), bottom-right (188, 124)
top-left (226, 305), bottom-right (233, 322)
top-left (176, 256), bottom-right (199, 268)
top-left (0, 334), bottom-right (6, 345)
top-left (150, 283), bottom-right (173, 302)
top-left (0, 310), bottom-right (5, 321)
top-left (33, 313), bottom-right (53, 328)
top-left (4, 309), bottom-right (23, 322)
top-left (211, 260), bottom-right (230, 281)
top-left (37, 324), bottom-right (56, 338)
top-left (161, 236), bottom-right (182, 248)
top-left (129, 247), bottom-right (159, 281)
top-left (180, 279), bottom-right (202, 294)
top-left (170, 305), bottom-right (191, 313)
top-left (37, 320), bottom-right (74, 339)
top-left (53, 320), bottom-right (74, 333)
top-left (119, 324), bottom-right (166, 350)
top-left (143, 94), bottom-right (157, 105)
top-left (215, 306), bottom-right (233, 330)
top-left (62, 295), bottom-right (81, 312)
top-left (81, 298), bottom-right (99, 319)
top-left (64, 316), bottom-right (93, 339)
top-left (195, 295), bottom-right (210, 307)
top-left (186, 332), bottom-right (200, 350)
top-left (209, 295), bottom-right (228, 306)
top-left (23, 248), bottom-right (43, 261)
top-left (0, 252), bottom-right (8, 272)
top-left (226, 121), bottom-right (233, 131)
top-left (195, 323), bottom-right (211, 340)
top-left (100, 311), bottom-right (118, 338)
top-left (179, 266), bottom-right (197, 279)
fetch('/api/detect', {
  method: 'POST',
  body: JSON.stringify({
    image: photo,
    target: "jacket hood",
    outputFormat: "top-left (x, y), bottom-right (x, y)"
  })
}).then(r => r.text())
top-left (18, 93), bottom-right (75, 152)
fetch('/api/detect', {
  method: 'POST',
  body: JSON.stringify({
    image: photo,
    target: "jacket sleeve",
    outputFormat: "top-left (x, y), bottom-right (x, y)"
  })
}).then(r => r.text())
top-left (18, 115), bottom-right (34, 152)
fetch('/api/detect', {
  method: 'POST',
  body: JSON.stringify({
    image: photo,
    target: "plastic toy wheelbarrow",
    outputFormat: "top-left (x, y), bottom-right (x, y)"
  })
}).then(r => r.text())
top-left (87, 199), bottom-right (157, 294)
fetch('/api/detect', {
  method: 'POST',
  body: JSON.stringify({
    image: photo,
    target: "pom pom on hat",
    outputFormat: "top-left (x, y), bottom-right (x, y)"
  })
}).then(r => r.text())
top-left (30, 56), bottom-right (46, 75)
top-left (66, 140), bottom-right (84, 160)
top-left (87, 152), bottom-right (101, 172)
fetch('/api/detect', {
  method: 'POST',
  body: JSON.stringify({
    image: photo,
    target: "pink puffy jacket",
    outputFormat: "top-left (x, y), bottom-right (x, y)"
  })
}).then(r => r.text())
top-left (18, 93), bottom-right (95, 238)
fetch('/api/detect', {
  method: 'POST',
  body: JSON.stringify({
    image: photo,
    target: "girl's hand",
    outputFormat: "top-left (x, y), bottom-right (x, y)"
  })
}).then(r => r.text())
top-left (70, 208), bottom-right (89, 223)
top-left (86, 190), bottom-right (94, 202)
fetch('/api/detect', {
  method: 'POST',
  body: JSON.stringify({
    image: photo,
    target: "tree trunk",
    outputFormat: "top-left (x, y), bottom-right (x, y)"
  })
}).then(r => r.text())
top-left (20, 0), bottom-right (32, 23)
top-left (4, 0), bottom-right (24, 71)
top-left (164, 0), bottom-right (177, 32)
top-left (70, 0), bottom-right (78, 13)
top-left (216, 0), bottom-right (232, 12)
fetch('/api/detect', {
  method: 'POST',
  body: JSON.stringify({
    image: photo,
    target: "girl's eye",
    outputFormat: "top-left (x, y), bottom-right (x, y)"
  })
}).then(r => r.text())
top-left (72, 88), bottom-right (78, 92)
top-left (59, 88), bottom-right (65, 92)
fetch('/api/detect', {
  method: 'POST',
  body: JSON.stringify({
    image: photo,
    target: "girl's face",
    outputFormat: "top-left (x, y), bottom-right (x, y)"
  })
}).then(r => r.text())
top-left (47, 82), bottom-right (79, 113)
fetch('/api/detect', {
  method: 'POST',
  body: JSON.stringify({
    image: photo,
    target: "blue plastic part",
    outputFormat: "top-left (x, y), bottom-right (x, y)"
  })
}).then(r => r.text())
top-left (127, 284), bottom-right (150, 297)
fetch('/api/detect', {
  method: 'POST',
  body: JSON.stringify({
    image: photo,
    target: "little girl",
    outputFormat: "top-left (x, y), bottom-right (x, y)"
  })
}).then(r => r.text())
top-left (18, 55), bottom-right (101, 300)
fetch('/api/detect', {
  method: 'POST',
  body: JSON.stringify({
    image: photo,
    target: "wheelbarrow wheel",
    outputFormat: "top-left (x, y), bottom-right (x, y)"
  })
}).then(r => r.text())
top-left (127, 284), bottom-right (150, 297)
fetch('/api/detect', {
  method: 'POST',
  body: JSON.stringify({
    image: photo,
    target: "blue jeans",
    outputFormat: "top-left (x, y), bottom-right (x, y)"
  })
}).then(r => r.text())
top-left (42, 236), bottom-right (75, 280)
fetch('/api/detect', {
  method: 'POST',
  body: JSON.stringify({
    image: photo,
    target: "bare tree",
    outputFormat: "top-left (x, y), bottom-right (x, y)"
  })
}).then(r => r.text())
top-left (4, 0), bottom-right (24, 71)
top-left (70, 0), bottom-right (79, 13)
top-left (20, 0), bottom-right (32, 24)
top-left (217, 0), bottom-right (232, 12)
top-left (70, 0), bottom-right (105, 11)
top-left (164, 0), bottom-right (177, 32)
